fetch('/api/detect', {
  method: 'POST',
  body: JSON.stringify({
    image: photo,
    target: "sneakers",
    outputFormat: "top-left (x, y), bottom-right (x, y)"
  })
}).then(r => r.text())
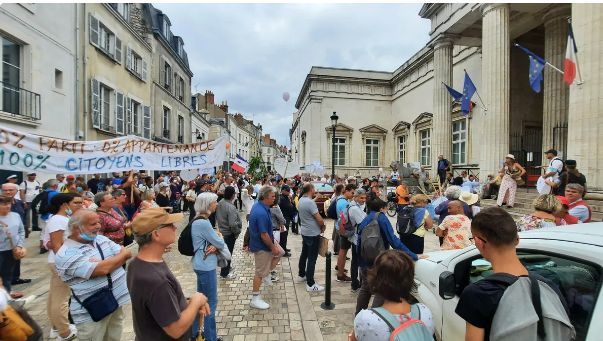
top-left (250, 295), bottom-right (270, 310)
top-left (295, 276), bottom-right (306, 283)
top-left (50, 325), bottom-right (77, 340)
top-left (336, 275), bottom-right (353, 283)
top-left (221, 273), bottom-right (237, 280)
top-left (270, 270), bottom-right (278, 276)
top-left (334, 266), bottom-right (348, 273)
top-left (58, 331), bottom-right (77, 341)
top-left (306, 283), bottom-right (325, 292)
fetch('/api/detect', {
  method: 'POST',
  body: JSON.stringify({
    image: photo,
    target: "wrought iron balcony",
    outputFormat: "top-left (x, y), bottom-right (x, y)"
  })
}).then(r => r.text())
top-left (163, 129), bottom-right (170, 138)
top-left (1, 81), bottom-right (41, 120)
top-left (177, 135), bottom-right (184, 143)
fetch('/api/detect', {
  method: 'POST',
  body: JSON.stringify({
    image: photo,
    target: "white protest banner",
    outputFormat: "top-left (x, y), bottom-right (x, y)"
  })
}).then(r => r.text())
top-left (274, 158), bottom-right (300, 178)
top-left (0, 126), bottom-right (226, 174)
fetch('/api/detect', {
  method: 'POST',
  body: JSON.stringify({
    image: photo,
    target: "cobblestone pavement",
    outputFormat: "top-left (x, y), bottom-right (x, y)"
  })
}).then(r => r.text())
top-left (15, 212), bottom-right (439, 341)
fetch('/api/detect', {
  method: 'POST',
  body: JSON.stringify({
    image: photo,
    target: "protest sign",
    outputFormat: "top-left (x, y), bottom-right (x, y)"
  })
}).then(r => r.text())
top-left (274, 158), bottom-right (300, 178)
top-left (0, 126), bottom-right (226, 174)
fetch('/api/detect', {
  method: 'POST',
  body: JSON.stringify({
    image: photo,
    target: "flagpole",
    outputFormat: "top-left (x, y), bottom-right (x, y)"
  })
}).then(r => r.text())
top-left (464, 69), bottom-right (487, 112)
top-left (568, 18), bottom-right (584, 85)
top-left (512, 42), bottom-right (564, 76)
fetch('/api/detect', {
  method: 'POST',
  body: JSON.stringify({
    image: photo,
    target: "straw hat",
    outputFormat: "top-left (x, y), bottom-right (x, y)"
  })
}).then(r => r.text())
top-left (459, 191), bottom-right (479, 206)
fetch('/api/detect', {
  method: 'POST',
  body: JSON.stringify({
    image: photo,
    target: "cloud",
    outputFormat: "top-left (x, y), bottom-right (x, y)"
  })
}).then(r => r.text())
top-left (158, 3), bottom-right (430, 146)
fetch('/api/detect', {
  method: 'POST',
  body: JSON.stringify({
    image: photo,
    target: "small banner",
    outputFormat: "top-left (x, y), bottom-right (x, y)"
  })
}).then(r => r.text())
top-left (0, 126), bottom-right (226, 174)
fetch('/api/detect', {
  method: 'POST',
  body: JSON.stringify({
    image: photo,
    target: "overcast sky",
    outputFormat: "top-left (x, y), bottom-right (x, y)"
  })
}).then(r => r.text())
top-left (158, 3), bottom-right (431, 146)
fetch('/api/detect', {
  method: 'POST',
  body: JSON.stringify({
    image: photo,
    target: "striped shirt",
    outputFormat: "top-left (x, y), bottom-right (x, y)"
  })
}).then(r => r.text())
top-left (54, 235), bottom-right (130, 324)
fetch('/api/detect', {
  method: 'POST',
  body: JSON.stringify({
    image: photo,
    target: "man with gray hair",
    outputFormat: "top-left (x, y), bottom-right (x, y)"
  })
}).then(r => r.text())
top-left (55, 210), bottom-right (131, 340)
top-left (127, 208), bottom-right (210, 340)
top-left (248, 185), bottom-right (283, 309)
top-left (565, 183), bottom-right (591, 223)
top-left (346, 188), bottom-right (367, 293)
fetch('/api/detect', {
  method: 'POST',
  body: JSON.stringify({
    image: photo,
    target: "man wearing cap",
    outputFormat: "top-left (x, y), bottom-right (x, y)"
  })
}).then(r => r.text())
top-left (127, 208), bottom-right (210, 340)
top-left (61, 175), bottom-right (76, 193)
top-left (56, 174), bottom-right (67, 192)
top-left (564, 159), bottom-right (587, 194)
top-left (5, 174), bottom-right (18, 184)
top-left (20, 172), bottom-right (41, 233)
top-left (55, 210), bottom-right (131, 340)
top-left (543, 149), bottom-right (564, 194)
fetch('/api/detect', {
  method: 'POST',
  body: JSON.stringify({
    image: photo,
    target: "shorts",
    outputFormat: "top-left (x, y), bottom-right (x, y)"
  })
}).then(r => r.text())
top-left (339, 235), bottom-right (352, 250)
top-left (254, 251), bottom-right (273, 278)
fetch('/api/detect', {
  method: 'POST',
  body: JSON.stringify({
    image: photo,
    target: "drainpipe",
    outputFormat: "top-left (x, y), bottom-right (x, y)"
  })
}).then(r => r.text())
top-left (74, 3), bottom-right (80, 140)
top-left (82, 3), bottom-right (89, 142)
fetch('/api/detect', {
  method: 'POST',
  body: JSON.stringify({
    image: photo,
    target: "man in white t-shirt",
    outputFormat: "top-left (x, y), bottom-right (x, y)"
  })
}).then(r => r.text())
top-left (20, 172), bottom-right (42, 233)
top-left (543, 149), bottom-right (563, 190)
top-left (389, 170), bottom-right (400, 186)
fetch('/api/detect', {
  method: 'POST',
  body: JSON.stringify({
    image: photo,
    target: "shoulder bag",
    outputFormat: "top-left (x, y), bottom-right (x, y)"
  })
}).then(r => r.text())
top-left (70, 243), bottom-right (119, 322)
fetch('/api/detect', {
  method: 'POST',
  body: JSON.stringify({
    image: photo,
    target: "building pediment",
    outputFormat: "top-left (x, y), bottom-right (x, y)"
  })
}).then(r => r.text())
top-left (412, 112), bottom-right (433, 126)
top-left (393, 121), bottom-right (411, 134)
top-left (359, 124), bottom-right (388, 134)
top-left (324, 123), bottom-right (354, 133)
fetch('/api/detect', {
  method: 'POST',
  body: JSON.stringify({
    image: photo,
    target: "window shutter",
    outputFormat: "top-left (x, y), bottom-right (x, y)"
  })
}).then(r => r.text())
top-left (143, 106), bottom-right (151, 139)
top-left (142, 60), bottom-right (148, 81)
top-left (115, 92), bottom-right (124, 134)
top-left (135, 103), bottom-right (142, 134)
top-left (125, 97), bottom-right (132, 135)
top-left (91, 79), bottom-right (100, 128)
top-left (160, 60), bottom-right (165, 86)
top-left (89, 15), bottom-right (99, 46)
top-left (115, 37), bottom-right (122, 64)
top-left (126, 47), bottom-right (132, 71)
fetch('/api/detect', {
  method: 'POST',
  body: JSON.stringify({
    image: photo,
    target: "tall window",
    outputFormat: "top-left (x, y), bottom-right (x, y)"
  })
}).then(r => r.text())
top-left (452, 119), bottom-right (467, 164)
top-left (131, 100), bottom-right (141, 135)
top-left (116, 3), bottom-right (130, 21)
top-left (100, 85), bottom-right (112, 128)
top-left (334, 137), bottom-right (346, 166)
top-left (163, 62), bottom-right (172, 90)
top-left (419, 129), bottom-right (431, 166)
top-left (162, 106), bottom-right (170, 138)
top-left (1, 36), bottom-right (21, 115)
top-left (89, 15), bottom-right (121, 63)
top-left (177, 115), bottom-right (184, 143)
top-left (398, 135), bottom-right (407, 163)
top-left (365, 139), bottom-right (379, 167)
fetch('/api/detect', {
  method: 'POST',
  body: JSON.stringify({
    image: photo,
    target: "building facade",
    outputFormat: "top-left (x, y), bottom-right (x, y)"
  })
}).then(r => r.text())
top-left (292, 3), bottom-right (603, 189)
top-left (143, 4), bottom-right (193, 144)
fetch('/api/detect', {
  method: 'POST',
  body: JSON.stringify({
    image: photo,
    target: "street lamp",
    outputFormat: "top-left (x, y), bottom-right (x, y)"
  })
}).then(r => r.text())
top-left (330, 111), bottom-right (339, 185)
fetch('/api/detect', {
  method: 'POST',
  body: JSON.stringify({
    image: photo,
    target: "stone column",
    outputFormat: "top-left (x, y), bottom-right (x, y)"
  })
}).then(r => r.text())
top-left (542, 7), bottom-right (570, 161)
top-left (431, 37), bottom-right (454, 173)
top-left (567, 4), bottom-right (603, 190)
top-left (479, 3), bottom-right (510, 177)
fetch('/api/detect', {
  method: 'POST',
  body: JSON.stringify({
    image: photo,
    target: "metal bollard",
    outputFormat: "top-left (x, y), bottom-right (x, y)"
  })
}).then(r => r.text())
top-left (321, 251), bottom-right (336, 310)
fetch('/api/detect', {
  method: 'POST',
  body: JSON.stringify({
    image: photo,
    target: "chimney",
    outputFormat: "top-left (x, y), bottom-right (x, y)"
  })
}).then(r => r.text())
top-left (219, 101), bottom-right (229, 113)
top-left (205, 90), bottom-right (214, 106)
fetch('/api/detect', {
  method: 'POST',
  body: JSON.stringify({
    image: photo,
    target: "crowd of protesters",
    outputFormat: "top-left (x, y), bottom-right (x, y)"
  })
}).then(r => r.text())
top-left (0, 144), bottom-right (594, 341)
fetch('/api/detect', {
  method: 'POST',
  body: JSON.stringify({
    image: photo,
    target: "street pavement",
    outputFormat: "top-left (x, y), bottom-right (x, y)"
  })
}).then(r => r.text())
top-left (14, 212), bottom-right (439, 341)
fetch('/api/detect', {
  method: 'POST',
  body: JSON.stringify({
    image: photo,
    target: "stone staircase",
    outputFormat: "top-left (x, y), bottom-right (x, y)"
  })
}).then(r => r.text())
top-left (480, 188), bottom-right (603, 222)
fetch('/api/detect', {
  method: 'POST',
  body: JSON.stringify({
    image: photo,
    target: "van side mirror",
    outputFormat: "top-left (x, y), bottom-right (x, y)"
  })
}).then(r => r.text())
top-left (439, 271), bottom-right (456, 300)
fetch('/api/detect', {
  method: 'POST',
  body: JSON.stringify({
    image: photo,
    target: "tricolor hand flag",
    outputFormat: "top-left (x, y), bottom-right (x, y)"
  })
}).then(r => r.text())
top-left (232, 154), bottom-right (248, 173)
top-left (461, 71), bottom-right (477, 114)
top-left (564, 22), bottom-right (578, 85)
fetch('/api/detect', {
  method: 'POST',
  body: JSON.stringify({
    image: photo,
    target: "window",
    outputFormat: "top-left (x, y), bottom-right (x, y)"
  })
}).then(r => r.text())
top-left (54, 69), bottom-right (63, 89)
top-left (462, 252), bottom-right (601, 341)
top-left (419, 129), bottom-right (431, 166)
top-left (452, 119), bottom-right (467, 165)
top-left (100, 85), bottom-right (112, 129)
top-left (398, 135), bottom-right (407, 163)
top-left (162, 106), bottom-right (170, 138)
top-left (142, 106), bottom-right (151, 139)
top-left (1, 35), bottom-right (21, 115)
top-left (126, 48), bottom-right (147, 81)
top-left (162, 61), bottom-right (172, 90)
top-left (177, 115), bottom-right (184, 143)
top-left (177, 77), bottom-right (184, 101)
top-left (127, 99), bottom-right (141, 135)
top-left (162, 16), bottom-right (171, 40)
top-left (365, 139), bottom-right (379, 167)
top-left (334, 137), bottom-right (346, 166)
top-left (115, 3), bottom-right (130, 21)
top-left (89, 15), bottom-right (122, 63)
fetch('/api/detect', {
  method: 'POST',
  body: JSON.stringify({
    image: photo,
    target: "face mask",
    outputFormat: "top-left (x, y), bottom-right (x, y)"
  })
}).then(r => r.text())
top-left (65, 208), bottom-right (73, 216)
top-left (79, 227), bottom-right (97, 242)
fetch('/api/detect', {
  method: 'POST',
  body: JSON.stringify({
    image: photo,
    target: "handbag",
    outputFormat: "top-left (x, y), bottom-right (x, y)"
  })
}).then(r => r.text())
top-left (318, 235), bottom-right (329, 257)
top-left (70, 244), bottom-right (119, 322)
top-left (205, 240), bottom-right (232, 268)
top-left (0, 300), bottom-right (43, 341)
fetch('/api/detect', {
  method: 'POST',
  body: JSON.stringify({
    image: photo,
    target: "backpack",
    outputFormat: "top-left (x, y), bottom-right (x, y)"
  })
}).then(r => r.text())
top-left (396, 206), bottom-right (416, 235)
top-left (32, 191), bottom-right (50, 215)
top-left (326, 197), bottom-right (345, 219)
top-left (177, 217), bottom-right (204, 256)
top-left (338, 204), bottom-right (355, 238)
top-left (360, 213), bottom-right (385, 264)
top-left (488, 272), bottom-right (575, 341)
top-left (371, 305), bottom-right (434, 341)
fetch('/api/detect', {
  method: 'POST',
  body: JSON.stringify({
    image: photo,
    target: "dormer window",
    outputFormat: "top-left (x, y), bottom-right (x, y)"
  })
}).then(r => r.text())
top-left (162, 15), bottom-right (171, 39)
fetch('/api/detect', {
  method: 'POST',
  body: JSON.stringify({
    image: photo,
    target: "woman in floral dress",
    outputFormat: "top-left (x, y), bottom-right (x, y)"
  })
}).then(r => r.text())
top-left (94, 191), bottom-right (126, 245)
top-left (516, 194), bottom-right (564, 232)
top-left (496, 154), bottom-right (526, 208)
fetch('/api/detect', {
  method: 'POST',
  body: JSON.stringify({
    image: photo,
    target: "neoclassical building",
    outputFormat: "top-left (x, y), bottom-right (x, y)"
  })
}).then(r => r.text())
top-left (291, 3), bottom-right (603, 189)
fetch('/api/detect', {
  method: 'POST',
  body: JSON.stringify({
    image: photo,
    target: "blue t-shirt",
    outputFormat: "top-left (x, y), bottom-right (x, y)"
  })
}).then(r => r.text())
top-left (335, 196), bottom-right (349, 228)
top-left (248, 201), bottom-right (273, 252)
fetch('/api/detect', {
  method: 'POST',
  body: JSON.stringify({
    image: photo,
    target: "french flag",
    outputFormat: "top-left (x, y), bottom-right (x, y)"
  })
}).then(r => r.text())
top-left (232, 154), bottom-right (248, 173)
top-left (564, 22), bottom-right (578, 85)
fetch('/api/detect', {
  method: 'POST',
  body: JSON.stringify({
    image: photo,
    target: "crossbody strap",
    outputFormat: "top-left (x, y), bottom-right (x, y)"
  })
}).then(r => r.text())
top-left (71, 242), bottom-right (113, 305)
top-left (370, 308), bottom-right (397, 332)
top-left (528, 272), bottom-right (546, 338)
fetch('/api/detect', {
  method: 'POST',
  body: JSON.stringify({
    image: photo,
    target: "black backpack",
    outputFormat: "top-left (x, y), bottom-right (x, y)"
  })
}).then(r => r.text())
top-left (178, 217), bottom-right (203, 256)
top-left (32, 191), bottom-right (50, 215)
top-left (327, 197), bottom-right (345, 219)
top-left (397, 206), bottom-right (416, 235)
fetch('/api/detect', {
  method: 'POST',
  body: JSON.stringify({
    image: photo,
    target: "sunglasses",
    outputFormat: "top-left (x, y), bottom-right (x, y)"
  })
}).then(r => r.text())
top-left (469, 236), bottom-right (487, 244)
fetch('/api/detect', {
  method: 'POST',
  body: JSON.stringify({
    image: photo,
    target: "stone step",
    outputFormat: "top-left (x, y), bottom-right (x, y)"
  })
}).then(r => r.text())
top-left (481, 199), bottom-right (603, 222)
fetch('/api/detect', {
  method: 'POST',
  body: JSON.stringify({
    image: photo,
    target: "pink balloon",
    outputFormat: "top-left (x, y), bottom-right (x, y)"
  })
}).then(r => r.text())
top-left (282, 92), bottom-right (290, 102)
